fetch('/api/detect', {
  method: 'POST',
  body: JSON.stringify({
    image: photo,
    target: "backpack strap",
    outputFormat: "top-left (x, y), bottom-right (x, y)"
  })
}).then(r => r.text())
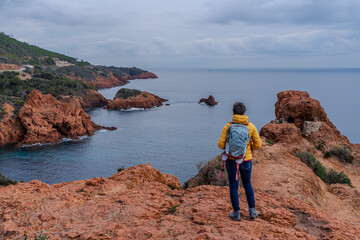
top-left (236, 163), bottom-right (240, 181)
top-left (245, 123), bottom-right (254, 154)
top-left (220, 160), bottom-right (225, 179)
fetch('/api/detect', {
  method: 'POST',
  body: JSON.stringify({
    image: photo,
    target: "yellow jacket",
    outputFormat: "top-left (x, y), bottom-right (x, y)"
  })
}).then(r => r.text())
top-left (218, 114), bottom-right (262, 161)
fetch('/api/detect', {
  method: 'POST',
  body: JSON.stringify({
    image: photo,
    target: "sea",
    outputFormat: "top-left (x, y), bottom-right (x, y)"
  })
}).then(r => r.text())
top-left (1, 68), bottom-right (359, 185)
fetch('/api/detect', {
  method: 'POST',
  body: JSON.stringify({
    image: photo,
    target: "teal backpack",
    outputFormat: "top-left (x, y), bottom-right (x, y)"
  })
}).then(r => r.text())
top-left (220, 122), bottom-right (250, 180)
top-left (227, 123), bottom-right (249, 159)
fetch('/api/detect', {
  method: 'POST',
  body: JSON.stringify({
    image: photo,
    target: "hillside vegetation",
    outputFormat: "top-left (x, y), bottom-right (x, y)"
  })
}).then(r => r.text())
top-left (0, 33), bottom-right (155, 90)
top-left (0, 71), bottom-right (94, 119)
top-left (0, 32), bottom-right (84, 66)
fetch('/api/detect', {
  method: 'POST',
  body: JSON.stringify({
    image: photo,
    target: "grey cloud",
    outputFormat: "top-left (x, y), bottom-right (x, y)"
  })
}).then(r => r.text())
top-left (0, 0), bottom-right (123, 28)
top-left (186, 30), bottom-right (360, 56)
top-left (0, 0), bottom-right (359, 68)
top-left (206, 0), bottom-right (360, 26)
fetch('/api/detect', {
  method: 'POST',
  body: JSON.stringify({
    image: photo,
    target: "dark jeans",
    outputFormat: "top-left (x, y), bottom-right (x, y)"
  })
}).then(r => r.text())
top-left (226, 159), bottom-right (255, 212)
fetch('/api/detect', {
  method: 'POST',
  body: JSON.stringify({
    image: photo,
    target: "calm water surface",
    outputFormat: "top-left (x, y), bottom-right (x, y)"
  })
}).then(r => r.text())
top-left (1, 68), bottom-right (359, 184)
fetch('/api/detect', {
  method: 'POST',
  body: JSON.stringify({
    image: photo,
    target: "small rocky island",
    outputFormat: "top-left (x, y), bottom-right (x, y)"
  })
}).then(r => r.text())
top-left (105, 88), bottom-right (168, 110)
top-left (198, 95), bottom-right (217, 106)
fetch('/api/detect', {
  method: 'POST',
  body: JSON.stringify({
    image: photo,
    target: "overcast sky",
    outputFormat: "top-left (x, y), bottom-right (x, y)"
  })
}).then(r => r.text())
top-left (1, 0), bottom-right (360, 68)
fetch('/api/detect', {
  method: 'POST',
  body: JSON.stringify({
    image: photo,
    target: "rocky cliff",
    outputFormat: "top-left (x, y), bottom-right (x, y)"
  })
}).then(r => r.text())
top-left (1, 90), bottom-right (359, 239)
top-left (186, 90), bottom-right (360, 237)
top-left (68, 67), bottom-right (158, 89)
top-left (1, 164), bottom-right (359, 239)
top-left (0, 90), bottom-right (114, 147)
top-left (89, 71), bottom-right (158, 89)
top-left (62, 89), bottom-right (109, 110)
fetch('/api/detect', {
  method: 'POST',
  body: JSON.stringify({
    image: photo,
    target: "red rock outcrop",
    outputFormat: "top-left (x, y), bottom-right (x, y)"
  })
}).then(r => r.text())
top-left (190, 90), bottom-right (360, 229)
top-left (0, 104), bottom-right (24, 145)
top-left (267, 90), bottom-right (350, 148)
top-left (260, 123), bottom-right (306, 145)
top-left (1, 90), bottom-right (360, 239)
top-left (198, 95), bottom-right (218, 106)
top-left (85, 71), bottom-right (129, 89)
top-left (0, 90), bottom-right (115, 147)
top-left (62, 89), bottom-right (109, 109)
top-left (18, 90), bottom-right (102, 145)
top-left (105, 91), bottom-right (168, 110)
top-left (1, 164), bottom-right (359, 239)
top-left (275, 91), bottom-right (326, 127)
top-left (256, 91), bottom-right (360, 227)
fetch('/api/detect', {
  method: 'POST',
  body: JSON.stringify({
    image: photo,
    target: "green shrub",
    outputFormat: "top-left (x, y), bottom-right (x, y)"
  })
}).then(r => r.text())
top-left (0, 71), bottom-right (93, 103)
top-left (35, 232), bottom-right (49, 240)
top-left (316, 143), bottom-right (324, 151)
top-left (0, 107), bottom-right (6, 120)
top-left (142, 93), bottom-right (148, 98)
top-left (117, 166), bottom-right (125, 172)
top-left (296, 151), bottom-right (316, 169)
top-left (115, 88), bottom-right (141, 99)
top-left (167, 183), bottom-right (178, 190)
top-left (183, 156), bottom-right (228, 189)
top-left (14, 99), bottom-right (25, 106)
top-left (324, 151), bottom-right (332, 158)
top-left (23, 232), bottom-right (49, 240)
top-left (168, 205), bottom-right (179, 214)
top-left (313, 161), bottom-right (327, 181)
top-left (266, 139), bottom-right (274, 145)
top-left (326, 147), bottom-right (354, 163)
top-left (44, 57), bottom-right (55, 65)
top-left (296, 151), bottom-right (353, 187)
top-left (215, 161), bottom-right (223, 171)
top-left (325, 169), bottom-right (353, 187)
top-left (196, 161), bottom-right (205, 170)
top-left (0, 172), bottom-right (17, 186)
top-left (105, 66), bottom-right (147, 77)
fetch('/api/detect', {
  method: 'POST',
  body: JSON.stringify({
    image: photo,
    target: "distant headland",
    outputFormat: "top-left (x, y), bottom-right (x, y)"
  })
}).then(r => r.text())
top-left (0, 32), bottom-right (162, 147)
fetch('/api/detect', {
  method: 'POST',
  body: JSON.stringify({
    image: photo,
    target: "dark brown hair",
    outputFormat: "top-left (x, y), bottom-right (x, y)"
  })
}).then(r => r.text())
top-left (233, 102), bottom-right (246, 115)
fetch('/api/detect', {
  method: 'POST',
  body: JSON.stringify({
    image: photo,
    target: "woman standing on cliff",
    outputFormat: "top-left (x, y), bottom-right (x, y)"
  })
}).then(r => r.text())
top-left (218, 102), bottom-right (262, 221)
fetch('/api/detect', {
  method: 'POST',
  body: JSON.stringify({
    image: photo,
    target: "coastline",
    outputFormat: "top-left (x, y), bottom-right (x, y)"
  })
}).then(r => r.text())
top-left (1, 89), bottom-right (360, 238)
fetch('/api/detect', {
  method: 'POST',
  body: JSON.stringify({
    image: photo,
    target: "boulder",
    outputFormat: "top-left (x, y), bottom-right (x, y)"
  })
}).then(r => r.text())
top-left (260, 123), bottom-right (306, 146)
top-left (275, 91), bottom-right (326, 129)
top-left (272, 90), bottom-right (350, 148)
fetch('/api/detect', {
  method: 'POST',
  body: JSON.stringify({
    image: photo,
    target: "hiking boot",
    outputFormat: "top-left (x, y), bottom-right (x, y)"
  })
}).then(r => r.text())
top-left (229, 211), bottom-right (241, 221)
top-left (249, 208), bottom-right (258, 219)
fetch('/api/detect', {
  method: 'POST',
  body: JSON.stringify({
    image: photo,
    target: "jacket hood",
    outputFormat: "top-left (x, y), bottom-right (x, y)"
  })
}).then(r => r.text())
top-left (232, 114), bottom-right (249, 125)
